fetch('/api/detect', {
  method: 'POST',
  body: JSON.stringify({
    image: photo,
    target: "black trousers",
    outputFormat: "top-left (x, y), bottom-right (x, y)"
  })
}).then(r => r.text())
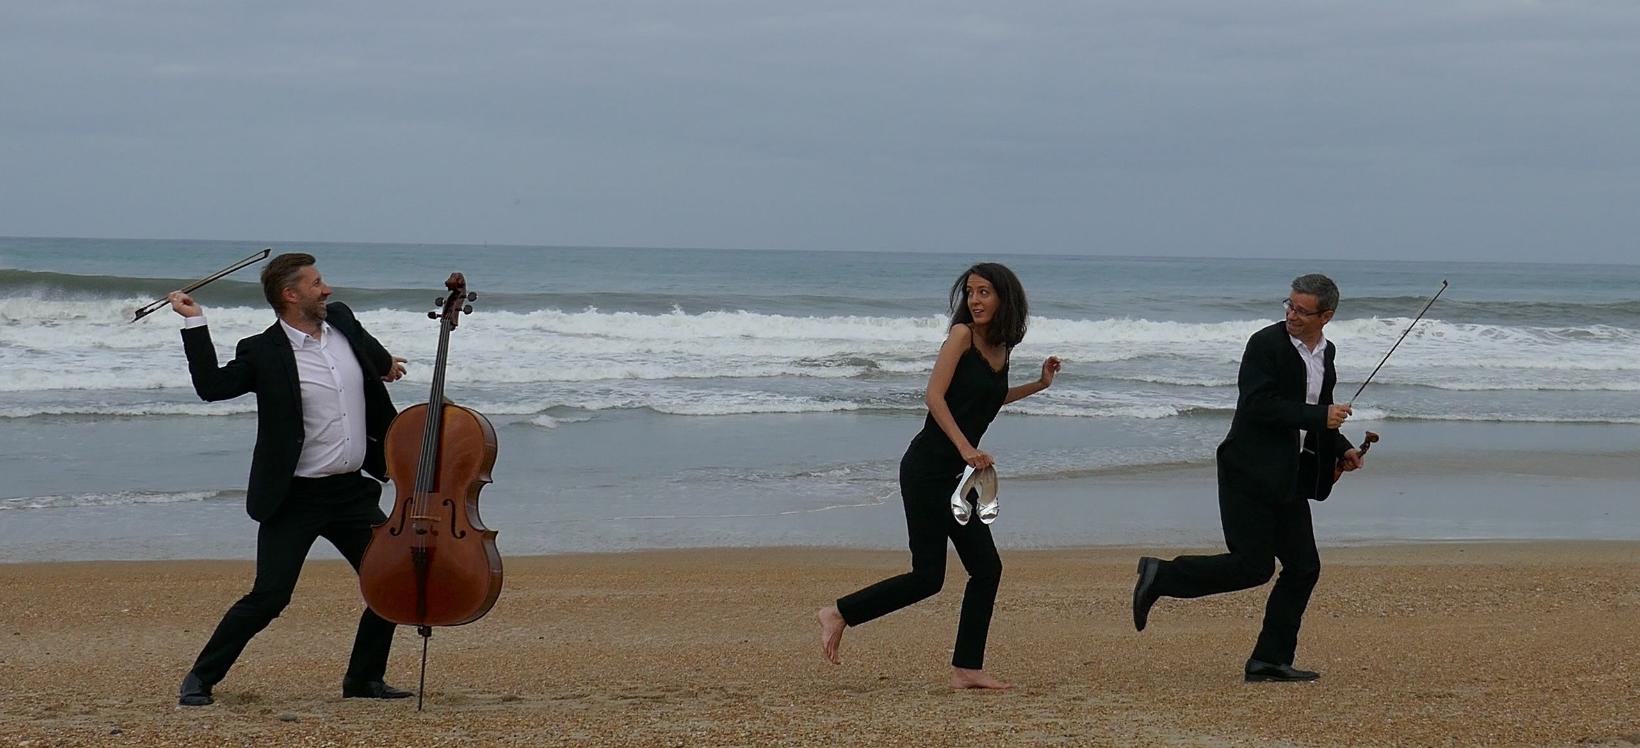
top-left (836, 461), bottom-right (1003, 669)
top-left (188, 472), bottom-right (395, 686)
top-left (1152, 467), bottom-right (1321, 665)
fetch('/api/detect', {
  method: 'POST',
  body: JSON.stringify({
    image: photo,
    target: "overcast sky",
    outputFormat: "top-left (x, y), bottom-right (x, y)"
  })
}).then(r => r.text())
top-left (1, 1), bottom-right (1636, 262)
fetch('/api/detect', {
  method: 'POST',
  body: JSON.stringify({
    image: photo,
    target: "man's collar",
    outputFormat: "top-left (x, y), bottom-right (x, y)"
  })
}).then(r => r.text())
top-left (1288, 331), bottom-right (1326, 354)
top-left (278, 318), bottom-right (330, 349)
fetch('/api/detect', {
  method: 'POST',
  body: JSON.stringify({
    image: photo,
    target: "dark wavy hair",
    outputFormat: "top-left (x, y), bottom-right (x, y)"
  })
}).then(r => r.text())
top-left (262, 252), bottom-right (316, 312)
top-left (948, 262), bottom-right (1028, 348)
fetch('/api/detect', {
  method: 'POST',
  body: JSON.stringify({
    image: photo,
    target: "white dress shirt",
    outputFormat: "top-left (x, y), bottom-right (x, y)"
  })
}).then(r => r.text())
top-left (279, 319), bottom-right (368, 477)
top-left (1289, 332), bottom-right (1327, 453)
top-left (183, 314), bottom-right (368, 477)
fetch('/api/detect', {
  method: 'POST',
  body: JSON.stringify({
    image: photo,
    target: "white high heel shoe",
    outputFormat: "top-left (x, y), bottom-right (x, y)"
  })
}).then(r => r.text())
top-left (950, 464), bottom-right (999, 525)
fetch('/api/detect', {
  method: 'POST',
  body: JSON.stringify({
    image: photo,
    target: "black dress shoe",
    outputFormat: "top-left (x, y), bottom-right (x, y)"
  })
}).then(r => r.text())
top-left (178, 672), bottom-right (213, 706)
top-left (1132, 556), bottom-right (1162, 632)
top-left (1244, 659), bottom-right (1320, 682)
top-left (342, 678), bottom-right (414, 699)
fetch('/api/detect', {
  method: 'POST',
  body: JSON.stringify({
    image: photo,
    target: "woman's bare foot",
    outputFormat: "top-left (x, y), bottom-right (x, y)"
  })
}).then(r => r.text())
top-left (817, 606), bottom-right (846, 664)
top-left (950, 667), bottom-right (1011, 690)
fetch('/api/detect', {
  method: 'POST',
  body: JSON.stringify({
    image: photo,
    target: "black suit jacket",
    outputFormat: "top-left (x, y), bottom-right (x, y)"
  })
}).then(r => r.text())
top-left (181, 302), bottom-right (398, 521)
top-left (1216, 321), bottom-right (1353, 502)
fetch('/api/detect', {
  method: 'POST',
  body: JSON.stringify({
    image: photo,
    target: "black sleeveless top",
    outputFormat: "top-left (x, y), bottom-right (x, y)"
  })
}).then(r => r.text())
top-left (902, 326), bottom-right (1010, 478)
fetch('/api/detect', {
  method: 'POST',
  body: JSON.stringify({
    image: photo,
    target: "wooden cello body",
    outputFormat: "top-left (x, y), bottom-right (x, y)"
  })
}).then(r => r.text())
top-left (359, 272), bottom-right (503, 633)
top-left (361, 401), bottom-right (502, 625)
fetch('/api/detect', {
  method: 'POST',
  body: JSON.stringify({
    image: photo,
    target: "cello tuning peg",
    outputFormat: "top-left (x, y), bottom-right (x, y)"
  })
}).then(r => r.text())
top-left (427, 311), bottom-right (439, 320)
top-left (436, 297), bottom-right (446, 306)
top-left (467, 292), bottom-right (477, 302)
top-left (463, 304), bottom-right (473, 314)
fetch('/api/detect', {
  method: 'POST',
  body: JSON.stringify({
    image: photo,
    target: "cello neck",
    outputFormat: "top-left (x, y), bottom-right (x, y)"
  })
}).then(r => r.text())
top-left (413, 273), bottom-right (473, 497)
top-left (414, 315), bottom-right (456, 496)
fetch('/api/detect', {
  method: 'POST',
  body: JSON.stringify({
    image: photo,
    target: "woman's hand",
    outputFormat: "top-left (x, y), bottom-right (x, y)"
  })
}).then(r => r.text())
top-left (1038, 356), bottom-right (1062, 388)
top-left (959, 447), bottom-right (994, 470)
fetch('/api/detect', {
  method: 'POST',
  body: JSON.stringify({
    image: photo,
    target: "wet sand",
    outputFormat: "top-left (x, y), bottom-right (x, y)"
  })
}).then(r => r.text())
top-left (3, 543), bottom-right (1639, 746)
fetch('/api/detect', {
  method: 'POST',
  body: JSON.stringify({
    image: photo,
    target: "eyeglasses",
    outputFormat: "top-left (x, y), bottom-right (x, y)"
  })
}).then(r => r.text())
top-left (1283, 298), bottom-right (1325, 318)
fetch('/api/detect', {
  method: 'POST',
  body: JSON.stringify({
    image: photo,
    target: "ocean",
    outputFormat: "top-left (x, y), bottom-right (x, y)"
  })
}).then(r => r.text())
top-left (3, 236), bottom-right (1638, 560)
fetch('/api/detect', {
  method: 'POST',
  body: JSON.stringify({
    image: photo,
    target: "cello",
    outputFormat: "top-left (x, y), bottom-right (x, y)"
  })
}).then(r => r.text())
top-left (358, 272), bottom-right (502, 710)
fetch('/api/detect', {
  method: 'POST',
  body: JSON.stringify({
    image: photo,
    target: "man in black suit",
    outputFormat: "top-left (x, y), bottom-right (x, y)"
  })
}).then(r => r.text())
top-left (1132, 274), bottom-right (1365, 682)
top-left (171, 252), bottom-right (414, 706)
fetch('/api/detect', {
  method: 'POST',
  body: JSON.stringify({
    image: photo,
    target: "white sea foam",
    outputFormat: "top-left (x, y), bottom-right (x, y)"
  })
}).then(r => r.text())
top-left (526, 414), bottom-right (595, 429)
top-left (3, 300), bottom-right (1636, 422)
top-left (0, 490), bottom-right (230, 511)
top-left (0, 401), bottom-right (254, 418)
top-left (1386, 413), bottom-right (1640, 425)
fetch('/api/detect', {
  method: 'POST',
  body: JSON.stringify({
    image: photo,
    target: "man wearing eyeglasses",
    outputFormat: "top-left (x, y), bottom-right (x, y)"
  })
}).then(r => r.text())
top-left (1131, 273), bottom-right (1365, 682)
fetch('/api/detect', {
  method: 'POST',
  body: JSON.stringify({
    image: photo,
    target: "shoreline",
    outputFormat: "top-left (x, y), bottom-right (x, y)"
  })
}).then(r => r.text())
top-left (6, 536), bottom-right (1640, 567)
top-left (4, 542), bottom-right (1638, 746)
top-left (10, 428), bottom-right (1640, 562)
top-left (8, 411), bottom-right (1640, 563)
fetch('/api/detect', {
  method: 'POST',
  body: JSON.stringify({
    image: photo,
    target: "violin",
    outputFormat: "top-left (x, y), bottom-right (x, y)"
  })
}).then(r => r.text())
top-left (1333, 430), bottom-right (1379, 482)
top-left (358, 272), bottom-right (502, 709)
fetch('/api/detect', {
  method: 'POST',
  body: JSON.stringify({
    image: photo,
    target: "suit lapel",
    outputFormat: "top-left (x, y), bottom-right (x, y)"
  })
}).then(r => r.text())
top-left (1274, 324), bottom-right (1307, 397)
top-left (1322, 342), bottom-right (1337, 404)
top-left (326, 305), bottom-right (380, 379)
top-left (339, 319), bottom-right (377, 379)
top-left (265, 322), bottom-right (303, 413)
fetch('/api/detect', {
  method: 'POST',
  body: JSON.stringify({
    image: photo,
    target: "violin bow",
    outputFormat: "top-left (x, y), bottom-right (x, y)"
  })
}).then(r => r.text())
top-left (1349, 279), bottom-right (1449, 405)
top-left (130, 248), bottom-right (273, 323)
top-left (1334, 280), bottom-right (1447, 480)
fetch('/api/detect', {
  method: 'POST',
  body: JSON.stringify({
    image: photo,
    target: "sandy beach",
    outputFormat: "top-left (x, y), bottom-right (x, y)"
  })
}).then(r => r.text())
top-left (2, 543), bottom-right (1638, 747)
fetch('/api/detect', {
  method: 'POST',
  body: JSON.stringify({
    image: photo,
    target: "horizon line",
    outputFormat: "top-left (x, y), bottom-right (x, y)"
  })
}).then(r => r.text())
top-left (2, 233), bottom-right (1635, 269)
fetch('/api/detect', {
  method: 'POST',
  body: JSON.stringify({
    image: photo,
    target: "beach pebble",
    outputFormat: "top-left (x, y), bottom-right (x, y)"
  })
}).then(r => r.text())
top-left (278, 712), bottom-right (299, 722)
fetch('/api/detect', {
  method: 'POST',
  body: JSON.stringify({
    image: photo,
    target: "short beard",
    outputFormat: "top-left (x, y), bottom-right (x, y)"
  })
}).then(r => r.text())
top-left (287, 299), bottom-right (327, 326)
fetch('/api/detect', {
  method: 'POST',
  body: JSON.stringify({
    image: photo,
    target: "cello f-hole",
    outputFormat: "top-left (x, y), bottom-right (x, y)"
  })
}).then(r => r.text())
top-left (387, 497), bottom-right (413, 536)
top-left (443, 498), bottom-right (467, 539)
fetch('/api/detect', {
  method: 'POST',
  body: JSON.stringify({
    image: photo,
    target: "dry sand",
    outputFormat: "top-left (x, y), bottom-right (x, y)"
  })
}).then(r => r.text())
top-left (2, 543), bottom-right (1639, 747)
